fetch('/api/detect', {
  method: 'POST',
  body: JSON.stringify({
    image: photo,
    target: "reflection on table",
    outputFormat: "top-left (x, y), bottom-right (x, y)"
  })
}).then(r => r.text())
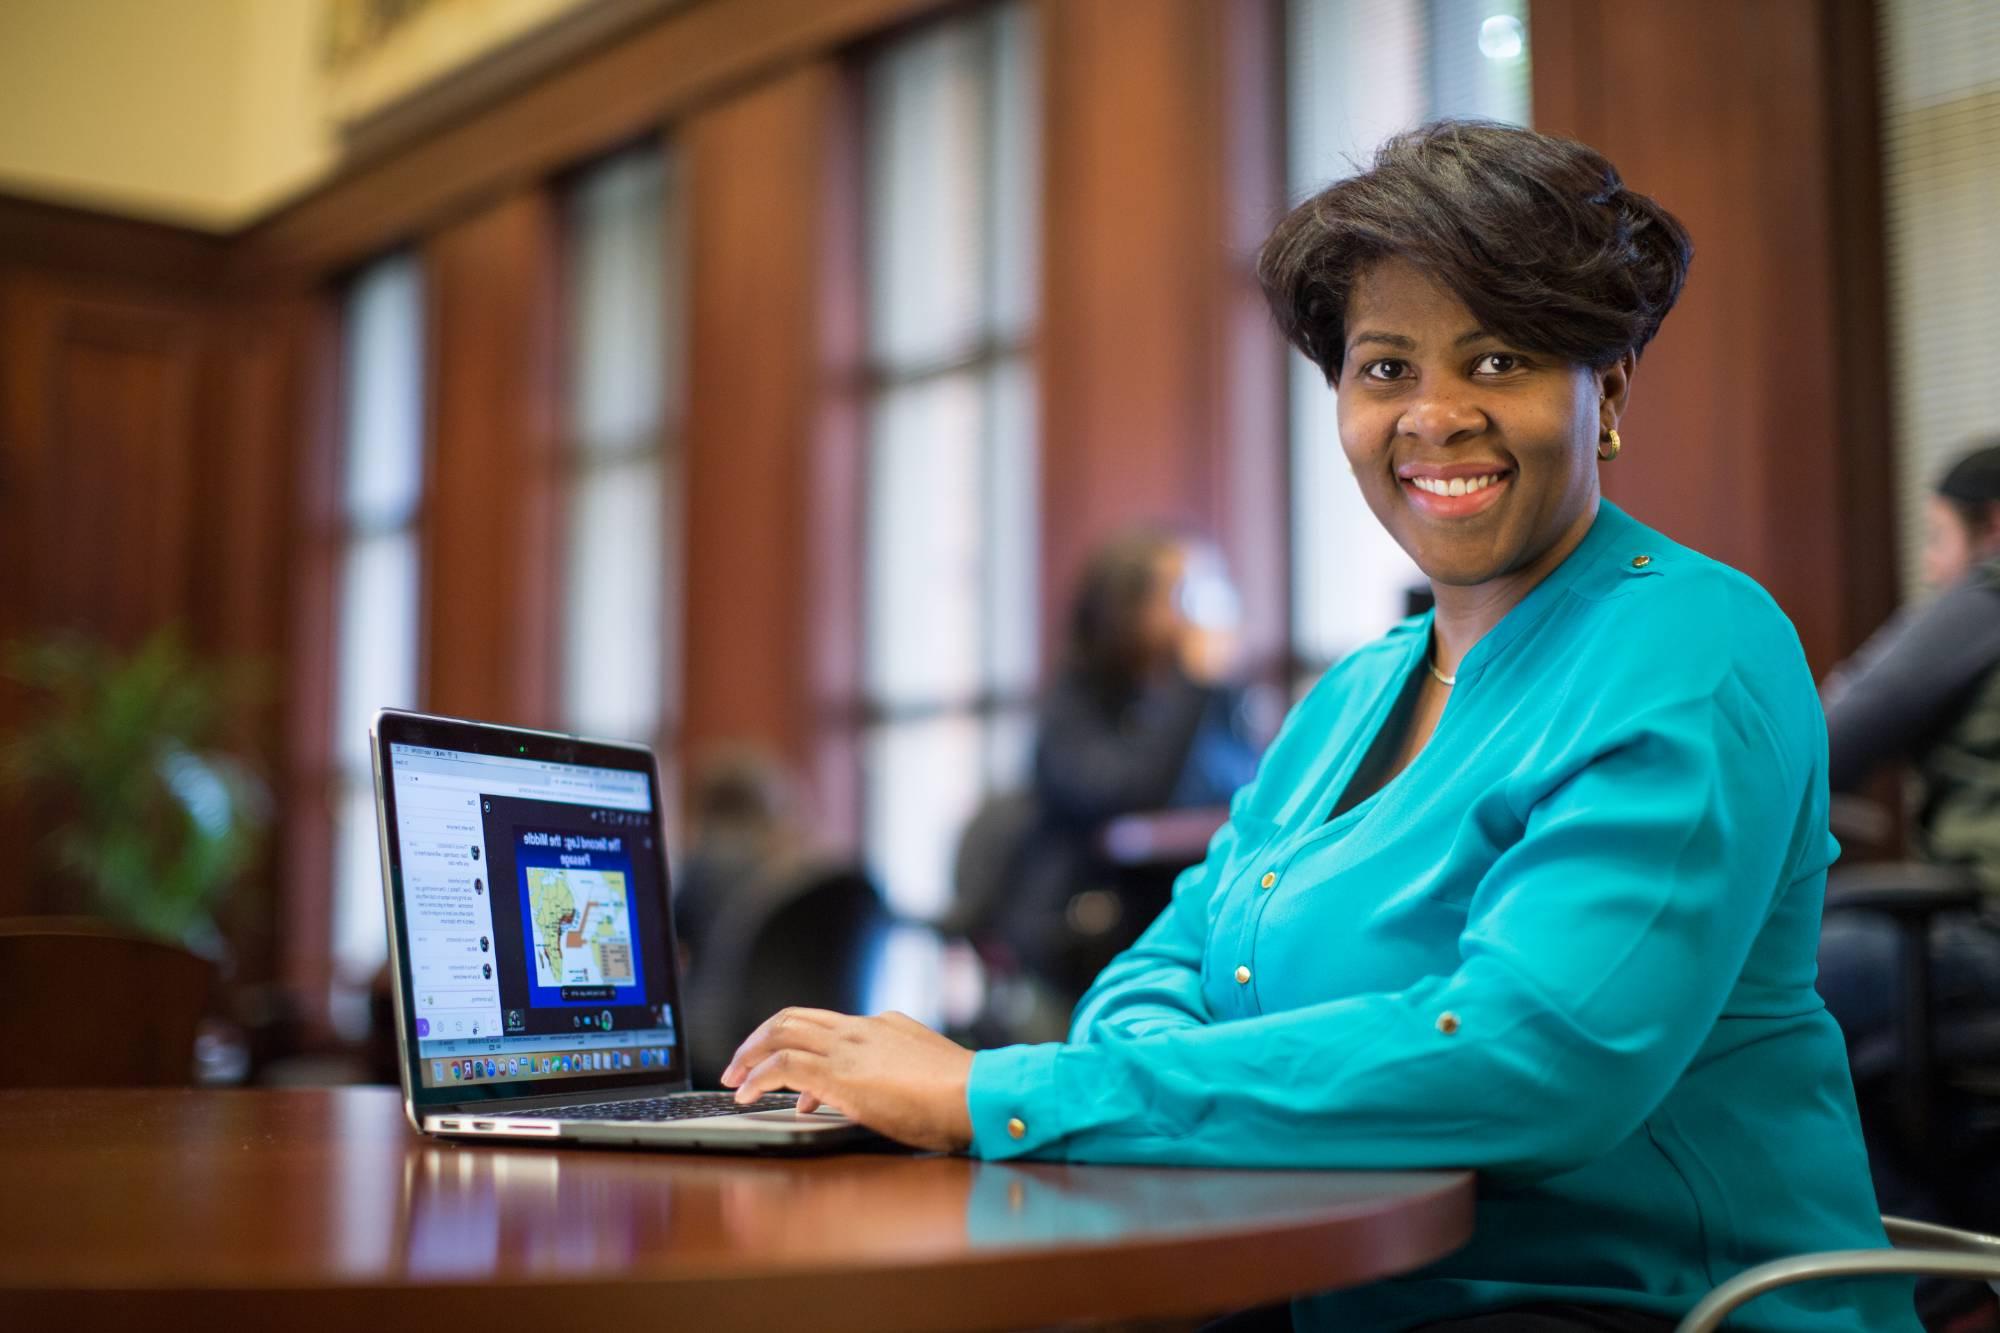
top-left (1, 1086), bottom-right (1474, 1331)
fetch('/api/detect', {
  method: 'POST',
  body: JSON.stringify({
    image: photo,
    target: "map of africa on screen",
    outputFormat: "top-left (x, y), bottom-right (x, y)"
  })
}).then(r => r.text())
top-left (526, 866), bottom-right (636, 989)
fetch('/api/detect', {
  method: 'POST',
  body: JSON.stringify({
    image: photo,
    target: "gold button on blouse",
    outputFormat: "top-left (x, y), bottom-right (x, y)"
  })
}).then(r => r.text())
top-left (1007, 1117), bottom-right (1027, 1140)
top-left (1259, 871), bottom-right (1277, 889)
top-left (1631, 554), bottom-right (1653, 569)
top-left (1435, 1011), bottom-right (1461, 1035)
top-left (1234, 965), bottom-right (1252, 985)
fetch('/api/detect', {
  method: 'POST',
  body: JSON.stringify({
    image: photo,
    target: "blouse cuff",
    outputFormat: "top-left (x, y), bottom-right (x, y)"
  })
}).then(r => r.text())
top-left (966, 1042), bottom-right (1065, 1160)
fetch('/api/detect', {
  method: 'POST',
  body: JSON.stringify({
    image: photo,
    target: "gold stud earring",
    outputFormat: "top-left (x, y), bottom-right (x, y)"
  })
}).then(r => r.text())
top-left (1598, 428), bottom-right (1622, 462)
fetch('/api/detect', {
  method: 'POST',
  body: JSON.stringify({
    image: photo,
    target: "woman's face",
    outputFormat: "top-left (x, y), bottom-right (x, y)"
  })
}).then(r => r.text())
top-left (1335, 257), bottom-right (1631, 591)
top-left (1921, 495), bottom-right (1975, 590)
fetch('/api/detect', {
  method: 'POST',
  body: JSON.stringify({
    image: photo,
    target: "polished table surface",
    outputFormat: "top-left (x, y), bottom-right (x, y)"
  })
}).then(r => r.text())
top-left (1, 1087), bottom-right (1474, 1331)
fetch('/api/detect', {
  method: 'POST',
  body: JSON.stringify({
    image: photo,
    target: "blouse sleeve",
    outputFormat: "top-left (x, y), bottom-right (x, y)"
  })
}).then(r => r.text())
top-left (965, 678), bottom-right (1806, 1180)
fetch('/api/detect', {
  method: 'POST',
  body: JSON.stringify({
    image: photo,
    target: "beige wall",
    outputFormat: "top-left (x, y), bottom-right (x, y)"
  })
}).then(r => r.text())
top-left (0, 0), bottom-right (332, 230)
top-left (232, 0), bottom-right (340, 223)
top-left (0, 0), bottom-right (628, 232)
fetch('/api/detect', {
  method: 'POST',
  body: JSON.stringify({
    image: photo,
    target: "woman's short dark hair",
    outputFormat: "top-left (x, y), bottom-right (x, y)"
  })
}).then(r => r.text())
top-left (1258, 120), bottom-right (1693, 383)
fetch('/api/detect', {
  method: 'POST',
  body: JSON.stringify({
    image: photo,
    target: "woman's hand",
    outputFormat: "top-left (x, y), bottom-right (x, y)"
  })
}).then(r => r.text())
top-left (719, 1008), bottom-right (976, 1152)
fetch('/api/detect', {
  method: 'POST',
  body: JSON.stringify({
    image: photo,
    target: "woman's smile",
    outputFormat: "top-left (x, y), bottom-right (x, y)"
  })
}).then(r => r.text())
top-left (1398, 463), bottom-right (1515, 520)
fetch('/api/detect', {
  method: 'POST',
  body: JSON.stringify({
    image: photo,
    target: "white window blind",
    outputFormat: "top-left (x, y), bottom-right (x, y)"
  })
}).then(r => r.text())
top-left (330, 254), bottom-right (426, 991)
top-left (861, 3), bottom-right (1039, 923)
top-left (1880, 0), bottom-right (2000, 597)
top-left (859, 3), bottom-right (1039, 1018)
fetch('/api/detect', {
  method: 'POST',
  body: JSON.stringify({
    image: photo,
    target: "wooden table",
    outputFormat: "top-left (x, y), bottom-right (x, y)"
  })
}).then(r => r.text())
top-left (0, 1087), bottom-right (1474, 1331)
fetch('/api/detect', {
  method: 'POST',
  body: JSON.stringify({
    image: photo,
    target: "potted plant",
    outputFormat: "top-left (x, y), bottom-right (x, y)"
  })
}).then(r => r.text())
top-left (3, 630), bottom-right (270, 958)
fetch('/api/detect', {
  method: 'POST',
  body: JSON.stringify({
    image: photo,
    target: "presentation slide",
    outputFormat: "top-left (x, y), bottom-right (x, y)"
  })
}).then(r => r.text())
top-left (476, 793), bottom-right (675, 1041)
top-left (515, 829), bottom-right (643, 1005)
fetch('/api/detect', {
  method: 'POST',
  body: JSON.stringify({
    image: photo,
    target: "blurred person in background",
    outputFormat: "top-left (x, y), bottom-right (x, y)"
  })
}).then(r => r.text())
top-left (1817, 442), bottom-right (2000, 1211)
top-left (672, 747), bottom-right (804, 975)
top-left (1036, 527), bottom-right (1261, 826)
top-left (989, 529), bottom-right (1263, 1000)
top-left (1822, 442), bottom-right (2000, 880)
top-left (721, 121), bottom-right (1914, 1332)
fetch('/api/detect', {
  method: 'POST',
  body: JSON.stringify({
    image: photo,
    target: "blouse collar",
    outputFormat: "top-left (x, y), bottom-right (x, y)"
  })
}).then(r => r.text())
top-left (1445, 499), bottom-right (1648, 688)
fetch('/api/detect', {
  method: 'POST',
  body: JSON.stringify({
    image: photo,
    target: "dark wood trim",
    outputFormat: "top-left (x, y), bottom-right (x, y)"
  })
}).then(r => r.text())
top-left (806, 64), bottom-right (868, 848)
top-left (420, 188), bottom-right (563, 726)
top-left (280, 296), bottom-right (346, 1019)
top-left (680, 62), bottom-right (861, 845)
top-left (0, 193), bottom-right (227, 287)
top-left (1529, 0), bottom-right (1891, 677)
top-left (1212, 0), bottom-right (1289, 685)
top-left (1821, 0), bottom-right (1899, 655)
top-left (1037, 0), bottom-right (1286, 676)
top-left (231, 0), bottom-right (954, 290)
top-left (190, 295), bottom-right (318, 987)
top-left (1527, 0), bottom-right (1603, 150)
top-left (335, 0), bottom-right (689, 164)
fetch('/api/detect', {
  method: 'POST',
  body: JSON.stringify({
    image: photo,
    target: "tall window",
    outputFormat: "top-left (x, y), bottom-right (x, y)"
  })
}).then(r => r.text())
top-left (860, 3), bottom-right (1039, 1001)
top-left (1880, 0), bottom-right (2000, 595)
top-left (558, 147), bottom-right (684, 794)
top-left (1286, 0), bottom-right (1530, 668)
top-left (329, 254), bottom-right (427, 995)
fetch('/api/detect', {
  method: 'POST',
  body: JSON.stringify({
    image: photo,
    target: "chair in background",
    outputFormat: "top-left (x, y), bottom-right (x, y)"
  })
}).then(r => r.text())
top-left (940, 790), bottom-right (1042, 970)
top-left (941, 789), bottom-right (1080, 1047)
top-left (680, 861), bottom-right (888, 1088)
top-left (1826, 863), bottom-right (2000, 1156)
top-left (1821, 791), bottom-right (2000, 1234)
top-left (0, 917), bottom-right (212, 1088)
top-left (941, 790), bottom-right (1229, 1048)
top-left (1821, 797), bottom-right (2000, 1328)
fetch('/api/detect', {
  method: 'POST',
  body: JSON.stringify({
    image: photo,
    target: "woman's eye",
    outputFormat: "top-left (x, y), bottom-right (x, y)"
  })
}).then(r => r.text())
top-left (1473, 352), bottom-right (1522, 375)
top-left (1363, 360), bottom-right (1409, 382)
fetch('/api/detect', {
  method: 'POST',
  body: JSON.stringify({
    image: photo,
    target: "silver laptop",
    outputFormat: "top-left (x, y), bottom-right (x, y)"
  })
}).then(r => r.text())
top-left (371, 708), bottom-right (877, 1152)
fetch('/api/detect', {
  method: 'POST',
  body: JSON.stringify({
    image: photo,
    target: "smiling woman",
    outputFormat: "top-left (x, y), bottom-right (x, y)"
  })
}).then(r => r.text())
top-left (723, 121), bottom-right (1920, 1333)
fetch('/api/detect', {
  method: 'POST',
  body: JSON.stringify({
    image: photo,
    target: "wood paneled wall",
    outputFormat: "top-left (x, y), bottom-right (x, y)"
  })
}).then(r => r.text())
top-left (0, 200), bottom-right (229, 920)
top-left (199, 294), bottom-right (322, 979)
top-left (1533, 0), bottom-right (1896, 674)
top-left (421, 190), bottom-right (561, 726)
top-left (1038, 0), bottom-right (1289, 676)
top-left (681, 64), bottom-right (864, 842)
top-left (1, 276), bottom-right (208, 654)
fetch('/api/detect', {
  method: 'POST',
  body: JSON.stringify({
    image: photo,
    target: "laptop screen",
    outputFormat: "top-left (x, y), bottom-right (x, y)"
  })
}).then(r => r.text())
top-left (383, 734), bottom-right (682, 1096)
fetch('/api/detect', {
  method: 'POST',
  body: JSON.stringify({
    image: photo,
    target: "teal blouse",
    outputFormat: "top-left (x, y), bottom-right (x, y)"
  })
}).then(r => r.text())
top-left (966, 501), bottom-right (1916, 1332)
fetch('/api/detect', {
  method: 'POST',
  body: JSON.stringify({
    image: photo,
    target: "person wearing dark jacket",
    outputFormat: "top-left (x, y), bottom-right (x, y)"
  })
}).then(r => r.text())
top-left (1034, 530), bottom-right (1261, 826)
top-left (999, 529), bottom-right (1261, 993)
top-left (1817, 444), bottom-right (2000, 1165)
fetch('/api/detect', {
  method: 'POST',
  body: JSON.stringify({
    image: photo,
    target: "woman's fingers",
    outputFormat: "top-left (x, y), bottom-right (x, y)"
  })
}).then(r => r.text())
top-left (720, 1007), bottom-right (846, 1086)
top-left (732, 1046), bottom-right (834, 1104)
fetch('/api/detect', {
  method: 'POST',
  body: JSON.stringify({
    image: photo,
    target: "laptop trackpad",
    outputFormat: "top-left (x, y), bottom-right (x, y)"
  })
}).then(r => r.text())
top-left (739, 1109), bottom-right (852, 1126)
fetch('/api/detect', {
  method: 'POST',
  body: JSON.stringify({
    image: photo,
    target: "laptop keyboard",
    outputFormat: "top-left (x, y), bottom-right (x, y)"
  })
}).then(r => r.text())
top-left (501, 1092), bottom-right (797, 1123)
